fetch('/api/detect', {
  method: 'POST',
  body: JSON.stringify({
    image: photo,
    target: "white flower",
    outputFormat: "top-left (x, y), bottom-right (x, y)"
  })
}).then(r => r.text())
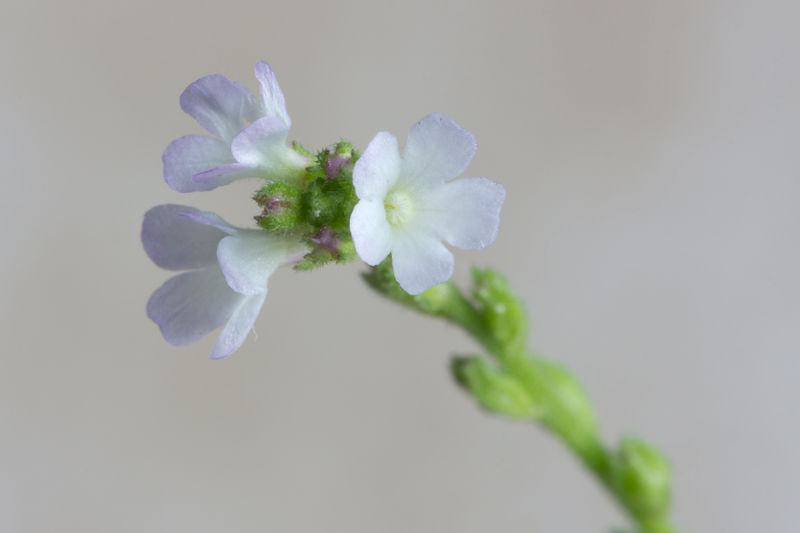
top-left (142, 204), bottom-right (306, 359)
top-left (350, 113), bottom-right (506, 295)
top-left (163, 62), bottom-right (307, 193)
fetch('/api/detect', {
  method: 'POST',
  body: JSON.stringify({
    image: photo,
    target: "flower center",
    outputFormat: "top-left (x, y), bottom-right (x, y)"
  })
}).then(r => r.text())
top-left (384, 189), bottom-right (413, 226)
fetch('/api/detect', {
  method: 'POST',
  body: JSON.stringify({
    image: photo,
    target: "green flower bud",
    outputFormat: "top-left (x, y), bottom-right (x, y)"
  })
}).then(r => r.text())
top-left (254, 182), bottom-right (304, 233)
top-left (471, 268), bottom-right (528, 354)
top-left (610, 437), bottom-right (672, 521)
top-left (295, 226), bottom-right (357, 270)
top-left (452, 356), bottom-right (541, 420)
top-left (505, 356), bottom-right (600, 458)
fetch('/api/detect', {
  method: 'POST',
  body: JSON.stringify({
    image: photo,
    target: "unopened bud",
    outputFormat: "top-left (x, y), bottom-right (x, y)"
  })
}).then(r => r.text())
top-left (505, 356), bottom-right (600, 454)
top-left (452, 357), bottom-right (540, 420)
top-left (254, 182), bottom-right (304, 233)
top-left (471, 268), bottom-right (527, 354)
top-left (325, 141), bottom-right (355, 179)
top-left (610, 437), bottom-right (672, 521)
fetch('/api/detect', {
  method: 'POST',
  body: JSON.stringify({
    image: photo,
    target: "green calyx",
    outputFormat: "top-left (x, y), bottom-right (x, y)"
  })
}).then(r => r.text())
top-left (254, 182), bottom-right (304, 233)
top-left (253, 140), bottom-right (361, 270)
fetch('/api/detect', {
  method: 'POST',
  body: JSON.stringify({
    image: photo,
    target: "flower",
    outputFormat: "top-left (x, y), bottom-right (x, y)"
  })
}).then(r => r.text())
top-left (349, 113), bottom-right (506, 295)
top-left (142, 204), bottom-right (306, 359)
top-left (163, 62), bottom-right (307, 193)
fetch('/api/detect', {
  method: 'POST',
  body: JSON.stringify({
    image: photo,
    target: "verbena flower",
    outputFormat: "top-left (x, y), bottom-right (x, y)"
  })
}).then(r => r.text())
top-left (163, 62), bottom-right (307, 193)
top-left (142, 204), bottom-right (306, 359)
top-left (350, 113), bottom-right (506, 295)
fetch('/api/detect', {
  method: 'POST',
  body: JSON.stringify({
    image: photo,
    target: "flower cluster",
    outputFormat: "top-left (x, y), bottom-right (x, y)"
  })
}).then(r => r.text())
top-left (144, 62), bottom-right (506, 358)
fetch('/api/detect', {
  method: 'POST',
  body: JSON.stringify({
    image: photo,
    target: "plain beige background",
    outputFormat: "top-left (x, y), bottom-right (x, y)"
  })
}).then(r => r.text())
top-left (2, 1), bottom-right (799, 531)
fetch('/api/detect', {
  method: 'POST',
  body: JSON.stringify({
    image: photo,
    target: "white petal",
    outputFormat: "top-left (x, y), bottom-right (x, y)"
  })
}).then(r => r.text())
top-left (398, 113), bottom-right (477, 192)
top-left (231, 118), bottom-right (307, 180)
top-left (416, 177), bottom-right (506, 250)
top-left (163, 135), bottom-right (235, 193)
top-left (217, 230), bottom-right (300, 295)
top-left (352, 132), bottom-right (401, 202)
top-left (142, 205), bottom-right (229, 270)
top-left (192, 162), bottom-right (262, 189)
top-left (390, 229), bottom-right (454, 295)
top-left (147, 268), bottom-right (246, 346)
top-left (210, 291), bottom-right (268, 360)
top-left (180, 74), bottom-right (258, 142)
top-left (254, 62), bottom-right (291, 128)
top-left (350, 200), bottom-right (393, 266)
top-left (176, 210), bottom-right (238, 236)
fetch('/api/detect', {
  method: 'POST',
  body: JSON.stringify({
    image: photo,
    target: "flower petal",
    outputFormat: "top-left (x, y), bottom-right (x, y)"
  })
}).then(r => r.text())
top-left (253, 61), bottom-right (291, 128)
top-left (390, 229), bottom-right (454, 295)
top-left (416, 177), bottom-right (506, 250)
top-left (230, 117), bottom-right (306, 180)
top-left (142, 205), bottom-right (229, 270)
top-left (397, 113), bottom-right (477, 192)
top-left (352, 132), bottom-right (401, 202)
top-left (147, 268), bottom-right (246, 346)
top-left (176, 210), bottom-right (238, 236)
top-left (180, 74), bottom-right (258, 142)
top-left (217, 230), bottom-right (301, 296)
top-left (163, 135), bottom-right (235, 192)
top-left (210, 291), bottom-right (268, 360)
top-left (350, 200), bottom-right (393, 265)
top-left (192, 162), bottom-right (262, 189)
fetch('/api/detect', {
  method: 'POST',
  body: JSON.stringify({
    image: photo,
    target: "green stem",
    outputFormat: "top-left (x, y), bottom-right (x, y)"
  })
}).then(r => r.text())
top-left (429, 281), bottom-right (504, 357)
top-left (363, 259), bottom-right (681, 533)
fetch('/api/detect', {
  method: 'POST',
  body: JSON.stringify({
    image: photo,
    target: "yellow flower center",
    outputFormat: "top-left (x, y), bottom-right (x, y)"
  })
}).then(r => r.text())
top-left (384, 189), bottom-right (413, 226)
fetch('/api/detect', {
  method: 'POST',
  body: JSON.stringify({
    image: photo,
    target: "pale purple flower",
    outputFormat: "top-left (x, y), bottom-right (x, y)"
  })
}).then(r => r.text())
top-left (350, 113), bottom-right (506, 295)
top-left (142, 204), bottom-right (306, 359)
top-left (163, 62), bottom-right (307, 193)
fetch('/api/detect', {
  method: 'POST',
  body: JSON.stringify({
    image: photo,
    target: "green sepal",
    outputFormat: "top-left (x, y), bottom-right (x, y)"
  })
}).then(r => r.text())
top-left (452, 356), bottom-right (541, 420)
top-left (291, 140), bottom-right (313, 160)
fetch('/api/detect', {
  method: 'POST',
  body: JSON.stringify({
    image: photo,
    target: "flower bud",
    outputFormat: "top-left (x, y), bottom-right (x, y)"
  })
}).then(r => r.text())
top-left (505, 356), bottom-right (600, 455)
top-left (254, 182), bottom-right (304, 233)
top-left (471, 268), bottom-right (528, 354)
top-left (295, 226), bottom-right (357, 270)
top-left (452, 356), bottom-right (540, 420)
top-left (609, 437), bottom-right (672, 521)
top-left (324, 141), bottom-right (355, 179)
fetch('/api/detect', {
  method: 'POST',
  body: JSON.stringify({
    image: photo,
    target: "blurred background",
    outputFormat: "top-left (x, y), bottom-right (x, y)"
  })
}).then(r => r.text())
top-left (2, 1), bottom-right (799, 531)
